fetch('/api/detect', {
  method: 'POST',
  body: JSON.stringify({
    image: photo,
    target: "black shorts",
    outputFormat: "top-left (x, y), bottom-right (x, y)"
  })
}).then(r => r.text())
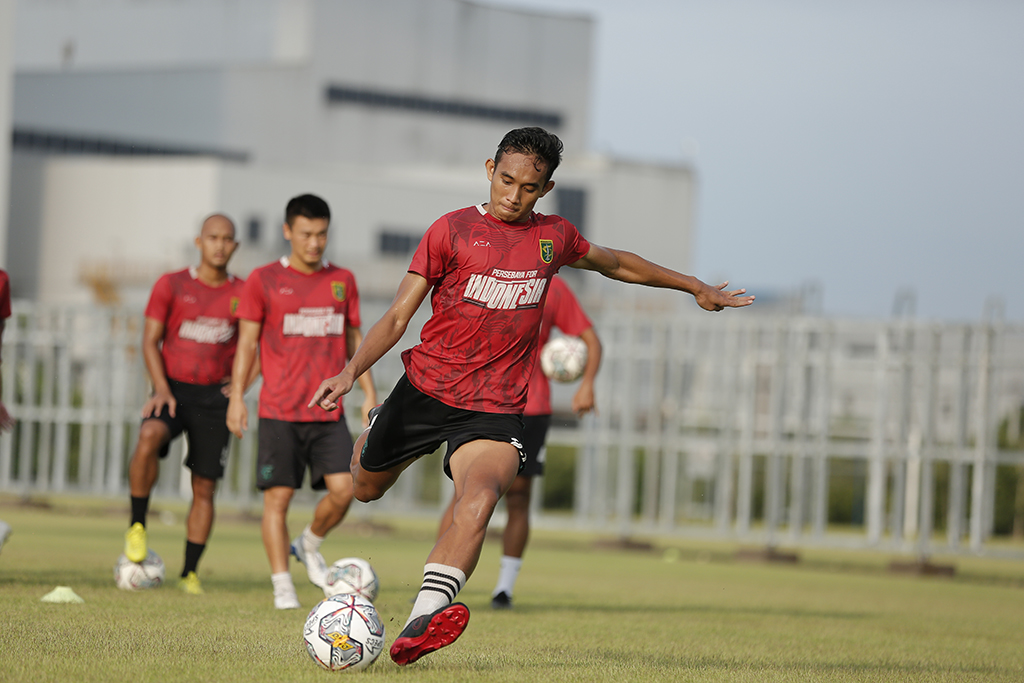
top-left (361, 374), bottom-right (526, 480)
top-left (520, 414), bottom-right (552, 478)
top-left (147, 380), bottom-right (230, 480)
top-left (256, 418), bottom-right (354, 491)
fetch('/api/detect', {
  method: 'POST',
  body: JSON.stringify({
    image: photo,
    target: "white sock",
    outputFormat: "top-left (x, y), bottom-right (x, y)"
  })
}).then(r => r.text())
top-left (493, 555), bottom-right (523, 597)
top-left (302, 525), bottom-right (324, 551)
top-left (405, 563), bottom-right (466, 628)
top-left (271, 571), bottom-right (295, 593)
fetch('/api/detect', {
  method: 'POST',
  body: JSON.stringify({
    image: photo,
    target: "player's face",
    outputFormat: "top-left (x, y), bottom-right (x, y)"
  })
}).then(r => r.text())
top-left (485, 152), bottom-right (555, 224)
top-left (197, 218), bottom-right (237, 269)
top-left (284, 216), bottom-right (329, 272)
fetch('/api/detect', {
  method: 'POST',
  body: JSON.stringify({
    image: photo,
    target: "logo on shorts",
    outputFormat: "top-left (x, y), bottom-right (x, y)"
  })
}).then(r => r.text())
top-left (260, 465), bottom-right (274, 481)
top-left (331, 281), bottom-right (346, 302)
top-left (539, 239), bottom-right (554, 264)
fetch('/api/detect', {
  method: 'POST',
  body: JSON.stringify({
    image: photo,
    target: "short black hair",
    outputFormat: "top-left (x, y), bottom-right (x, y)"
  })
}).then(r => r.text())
top-left (494, 127), bottom-right (563, 182)
top-left (285, 193), bottom-right (330, 226)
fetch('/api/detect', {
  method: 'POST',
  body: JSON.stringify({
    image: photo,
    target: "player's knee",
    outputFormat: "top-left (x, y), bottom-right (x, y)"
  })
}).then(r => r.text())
top-left (136, 422), bottom-right (169, 453)
top-left (455, 487), bottom-right (501, 528)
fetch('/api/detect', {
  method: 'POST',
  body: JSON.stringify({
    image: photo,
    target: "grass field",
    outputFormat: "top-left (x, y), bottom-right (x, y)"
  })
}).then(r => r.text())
top-left (2, 495), bottom-right (1024, 682)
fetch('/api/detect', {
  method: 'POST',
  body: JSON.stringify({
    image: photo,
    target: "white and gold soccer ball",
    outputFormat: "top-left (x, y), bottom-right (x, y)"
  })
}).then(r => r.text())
top-left (114, 550), bottom-right (165, 590)
top-left (303, 594), bottom-right (385, 671)
top-left (323, 557), bottom-right (379, 601)
top-left (540, 335), bottom-right (588, 383)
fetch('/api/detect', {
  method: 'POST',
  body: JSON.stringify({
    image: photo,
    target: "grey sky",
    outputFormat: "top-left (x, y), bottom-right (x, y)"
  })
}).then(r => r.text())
top-left (506, 0), bottom-right (1024, 322)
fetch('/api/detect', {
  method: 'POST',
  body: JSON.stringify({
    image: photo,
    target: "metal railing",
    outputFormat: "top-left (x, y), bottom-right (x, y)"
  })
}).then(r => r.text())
top-left (2, 301), bottom-right (1022, 555)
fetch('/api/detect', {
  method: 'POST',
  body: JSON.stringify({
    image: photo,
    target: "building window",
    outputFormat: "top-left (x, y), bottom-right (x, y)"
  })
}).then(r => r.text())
top-left (379, 230), bottom-right (421, 257)
top-left (247, 217), bottom-right (261, 244)
top-left (325, 85), bottom-right (563, 128)
top-left (556, 187), bottom-right (587, 236)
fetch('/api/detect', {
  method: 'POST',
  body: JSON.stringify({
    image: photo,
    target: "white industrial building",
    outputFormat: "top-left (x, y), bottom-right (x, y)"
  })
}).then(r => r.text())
top-left (2, 0), bottom-right (695, 310)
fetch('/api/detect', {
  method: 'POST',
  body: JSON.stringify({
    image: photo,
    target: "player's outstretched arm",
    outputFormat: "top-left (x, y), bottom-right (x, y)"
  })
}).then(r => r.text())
top-left (571, 244), bottom-right (754, 311)
top-left (227, 319), bottom-right (261, 438)
top-left (309, 273), bottom-right (430, 411)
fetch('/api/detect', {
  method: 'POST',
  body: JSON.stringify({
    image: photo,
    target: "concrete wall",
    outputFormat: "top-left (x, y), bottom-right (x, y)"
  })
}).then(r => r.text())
top-left (12, 156), bottom-right (221, 306)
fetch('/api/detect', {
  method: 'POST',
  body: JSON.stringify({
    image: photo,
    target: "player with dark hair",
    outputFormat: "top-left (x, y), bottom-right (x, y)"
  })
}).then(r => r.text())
top-left (436, 274), bottom-right (602, 609)
top-left (123, 214), bottom-right (249, 594)
top-left (227, 193), bottom-right (376, 610)
top-left (310, 126), bottom-right (754, 663)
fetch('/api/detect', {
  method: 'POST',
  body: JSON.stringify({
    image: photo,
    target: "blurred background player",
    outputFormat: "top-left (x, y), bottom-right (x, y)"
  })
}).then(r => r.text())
top-left (227, 193), bottom-right (376, 610)
top-left (0, 268), bottom-right (13, 553)
top-left (436, 274), bottom-right (602, 609)
top-left (309, 126), bottom-right (754, 665)
top-left (123, 214), bottom-right (249, 594)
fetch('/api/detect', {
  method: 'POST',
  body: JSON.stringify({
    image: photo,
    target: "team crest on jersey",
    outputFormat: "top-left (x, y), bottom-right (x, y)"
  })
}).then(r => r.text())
top-left (539, 239), bottom-right (554, 264)
top-left (230, 297), bottom-right (239, 315)
top-left (331, 281), bottom-right (346, 302)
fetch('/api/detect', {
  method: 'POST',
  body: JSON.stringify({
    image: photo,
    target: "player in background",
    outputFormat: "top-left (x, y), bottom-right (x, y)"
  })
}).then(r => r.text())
top-left (227, 193), bottom-right (376, 610)
top-left (123, 214), bottom-right (250, 594)
top-left (436, 274), bottom-right (602, 609)
top-left (309, 126), bottom-right (754, 665)
top-left (0, 269), bottom-right (14, 553)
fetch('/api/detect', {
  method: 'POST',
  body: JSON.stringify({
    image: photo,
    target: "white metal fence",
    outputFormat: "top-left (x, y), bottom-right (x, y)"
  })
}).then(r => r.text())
top-left (2, 301), bottom-right (1023, 555)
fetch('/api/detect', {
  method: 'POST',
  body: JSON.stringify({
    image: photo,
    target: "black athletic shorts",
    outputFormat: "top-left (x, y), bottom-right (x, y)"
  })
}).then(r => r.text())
top-left (147, 380), bottom-right (230, 480)
top-left (256, 418), bottom-right (354, 491)
top-left (520, 414), bottom-right (552, 478)
top-left (361, 374), bottom-right (526, 480)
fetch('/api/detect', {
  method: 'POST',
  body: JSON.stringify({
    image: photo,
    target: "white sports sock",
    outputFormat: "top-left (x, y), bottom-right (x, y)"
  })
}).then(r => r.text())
top-left (493, 555), bottom-right (523, 597)
top-left (405, 563), bottom-right (466, 628)
top-left (302, 525), bottom-right (324, 551)
top-left (271, 571), bottom-right (295, 592)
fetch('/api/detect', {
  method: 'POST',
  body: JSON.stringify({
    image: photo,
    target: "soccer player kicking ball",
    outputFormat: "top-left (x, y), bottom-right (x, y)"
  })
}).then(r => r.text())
top-left (437, 274), bottom-right (602, 610)
top-left (227, 194), bottom-right (376, 610)
top-left (309, 127), bottom-right (754, 664)
top-left (124, 214), bottom-right (249, 594)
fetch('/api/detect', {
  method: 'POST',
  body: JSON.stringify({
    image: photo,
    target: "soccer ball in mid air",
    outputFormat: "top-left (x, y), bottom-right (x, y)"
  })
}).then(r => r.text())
top-left (540, 335), bottom-right (588, 383)
top-left (303, 594), bottom-right (386, 671)
top-left (114, 550), bottom-right (165, 590)
top-left (323, 557), bottom-right (379, 601)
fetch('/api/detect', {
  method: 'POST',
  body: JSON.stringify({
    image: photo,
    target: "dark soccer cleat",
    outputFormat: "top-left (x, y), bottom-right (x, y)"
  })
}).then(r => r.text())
top-left (491, 591), bottom-right (513, 610)
top-left (389, 602), bottom-right (470, 666)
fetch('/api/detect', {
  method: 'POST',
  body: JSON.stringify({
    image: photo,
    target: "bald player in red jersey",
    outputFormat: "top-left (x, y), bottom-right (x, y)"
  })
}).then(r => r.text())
top-left (227, 193), bottom-right (376, 610)
top-left (436, 274), bottom-right (602, 609)
top-left (123, 214), bottom-right (249, 595)
top-left (310, 127), bottom-right (755, 664)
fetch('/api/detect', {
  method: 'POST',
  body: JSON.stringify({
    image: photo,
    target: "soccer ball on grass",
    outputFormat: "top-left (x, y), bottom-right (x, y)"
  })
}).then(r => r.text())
top-left (303, 594), bottom-right (386, 671)
top-left (114, 550), bottom-right (165, 590)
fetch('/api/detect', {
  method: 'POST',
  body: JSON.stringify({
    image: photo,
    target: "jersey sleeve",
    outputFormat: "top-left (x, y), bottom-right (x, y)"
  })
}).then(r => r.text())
top-left (559, 220), bottom-right (591, 268)
top-left (143, 274), bottom-right (173, 323)
top-left (345, 271), bottom-right (361, 329)
top-left (235, 270), bottom-right (267, 323)
top-left (408, 217), bottom-right (452, 285)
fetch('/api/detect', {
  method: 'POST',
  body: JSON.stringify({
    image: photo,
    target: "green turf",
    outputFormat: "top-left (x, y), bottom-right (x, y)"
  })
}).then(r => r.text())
top-left (2, 495), bottom-right (1024, 682)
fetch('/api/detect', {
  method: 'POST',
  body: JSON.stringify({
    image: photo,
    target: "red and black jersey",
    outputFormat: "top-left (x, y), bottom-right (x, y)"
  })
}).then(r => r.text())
top-left (0, 269), bottom-right (10, 321)
top-left (145, 268), bottom-right (244, 385)
top-left (236, 258), bottom-right (361, 422)
top-left (524, 275), bottom-right (593, 416)
top-left (402, 205), bottom-right (591, 413)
